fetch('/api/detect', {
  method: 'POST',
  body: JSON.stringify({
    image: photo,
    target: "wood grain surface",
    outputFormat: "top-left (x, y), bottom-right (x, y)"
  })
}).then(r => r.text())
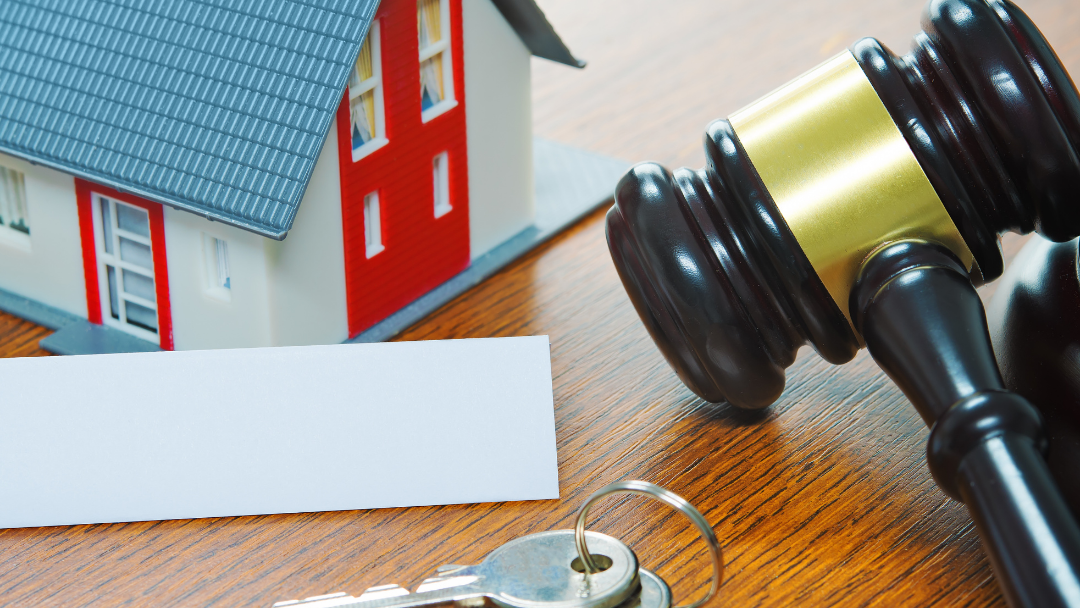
top-left (1, 0), bottom-right (1078, 606)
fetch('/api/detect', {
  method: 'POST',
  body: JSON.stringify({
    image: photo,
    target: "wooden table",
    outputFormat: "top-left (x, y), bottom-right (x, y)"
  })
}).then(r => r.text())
top-left (2, 0), bottom-right (1078, 605)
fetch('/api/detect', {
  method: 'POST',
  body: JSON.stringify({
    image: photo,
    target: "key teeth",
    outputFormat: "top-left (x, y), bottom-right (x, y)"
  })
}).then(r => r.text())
top-left (415, 578), bottom-right (446, 593)
top-left (273, 592), bottom-right (352, 607)
top-left (272, 583), bottom-right (411, 607)
top-left (413, 564), bottom-right (474, 594)
top-left (359, 584), bottom-right (410, 601)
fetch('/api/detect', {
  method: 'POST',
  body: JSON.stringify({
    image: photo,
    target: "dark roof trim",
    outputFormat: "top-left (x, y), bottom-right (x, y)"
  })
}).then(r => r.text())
top-left (0, 143), bottom-right (294, 240)
top-left (490, 0), bottom-right (585, 68)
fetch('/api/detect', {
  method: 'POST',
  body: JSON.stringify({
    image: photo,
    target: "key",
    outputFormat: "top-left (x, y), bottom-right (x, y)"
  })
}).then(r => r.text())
top-left (272, 530), bottom-right (671, 608)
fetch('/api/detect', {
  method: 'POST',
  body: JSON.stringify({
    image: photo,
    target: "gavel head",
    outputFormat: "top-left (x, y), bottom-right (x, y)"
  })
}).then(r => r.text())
top-left (606, 0), bottom-right (1080, 409)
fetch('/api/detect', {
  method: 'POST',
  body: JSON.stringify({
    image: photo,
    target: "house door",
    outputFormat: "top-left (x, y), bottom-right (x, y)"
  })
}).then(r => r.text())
top-left (77, 179), bottom-right (173, 349)
top-left (93, 194), bottom-right (160, 340)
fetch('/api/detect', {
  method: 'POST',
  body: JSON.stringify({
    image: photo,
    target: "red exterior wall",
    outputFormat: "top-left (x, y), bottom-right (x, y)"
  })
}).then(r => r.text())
top-left (337, 0), bottom-right (470, 337)
top-left (76, 179), bottom-right (174, 351)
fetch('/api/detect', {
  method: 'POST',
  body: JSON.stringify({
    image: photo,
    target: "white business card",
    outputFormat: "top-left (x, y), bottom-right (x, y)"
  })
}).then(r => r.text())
top-left (0, 336), bottom-right (559, 528)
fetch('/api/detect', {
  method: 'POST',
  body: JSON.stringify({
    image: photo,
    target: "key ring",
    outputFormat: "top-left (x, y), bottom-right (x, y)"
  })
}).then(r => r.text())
top-left (574, 480), bottom-right (723, 608)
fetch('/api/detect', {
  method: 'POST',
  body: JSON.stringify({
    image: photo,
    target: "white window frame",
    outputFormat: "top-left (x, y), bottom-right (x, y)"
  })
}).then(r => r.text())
top-left (0, 164), bottom-right (31, 251)
top-left (364, 191), bottom-right (384, 258)
top-left (419, 0), bottom-right (457, 123)
top-left (202, 233), bottom-right (232, 302)
top-left (433, 152), bottom-right (451, 218)
top-left (350, 21), bottom-right (388, 162)
top-left (91, 193), bottom-right (160, 342)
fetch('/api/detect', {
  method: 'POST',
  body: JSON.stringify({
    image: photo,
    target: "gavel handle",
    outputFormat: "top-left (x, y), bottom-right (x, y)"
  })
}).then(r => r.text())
top-left (853, 240), bottom-right (1080, 608)
top-left (958, 433), bottom-right (1080, 607)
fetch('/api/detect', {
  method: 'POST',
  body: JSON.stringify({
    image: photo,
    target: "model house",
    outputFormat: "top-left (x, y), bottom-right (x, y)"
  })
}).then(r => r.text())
top-left (0, 0), bottom-right (622, 354)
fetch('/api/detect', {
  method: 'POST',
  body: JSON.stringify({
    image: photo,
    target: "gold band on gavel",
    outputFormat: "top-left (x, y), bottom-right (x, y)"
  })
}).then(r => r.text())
top-left (729, 51), bottom-right (974, 329)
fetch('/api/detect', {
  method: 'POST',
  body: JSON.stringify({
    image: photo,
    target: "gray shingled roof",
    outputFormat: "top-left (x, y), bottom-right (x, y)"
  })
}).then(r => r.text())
top-left (0, 0), bottom-right (377, 239)
top-left (0, 0), bottom-right (578, 240)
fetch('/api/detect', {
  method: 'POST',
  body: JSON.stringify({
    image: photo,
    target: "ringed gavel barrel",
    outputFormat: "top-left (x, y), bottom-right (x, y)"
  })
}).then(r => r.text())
top-left (604, 0), bottom-right (1080, 606)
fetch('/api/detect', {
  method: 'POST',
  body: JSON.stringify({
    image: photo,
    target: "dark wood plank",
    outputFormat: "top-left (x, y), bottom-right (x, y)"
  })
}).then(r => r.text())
top-left (1, 0), bottom-right (1078, 606)
top-left (0, 312), bottom-right (51, 359)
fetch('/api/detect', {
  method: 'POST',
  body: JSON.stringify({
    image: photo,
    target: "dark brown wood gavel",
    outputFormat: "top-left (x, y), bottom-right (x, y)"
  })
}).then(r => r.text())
top-left (605, 0), bottom-right (1080, 605)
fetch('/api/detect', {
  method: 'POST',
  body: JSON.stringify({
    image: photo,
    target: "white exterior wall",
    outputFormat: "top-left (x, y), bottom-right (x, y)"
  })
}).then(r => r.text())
top-left (164, 131), bottom-right (347, 350)
top-left (462, 0), bottom-right (535, 259)
top-left (264, 127), bottom-right (349, 346)
top-left (0, 152), bottom-right (87, 317)
top-left (164, 208), bottom-right (273, 350)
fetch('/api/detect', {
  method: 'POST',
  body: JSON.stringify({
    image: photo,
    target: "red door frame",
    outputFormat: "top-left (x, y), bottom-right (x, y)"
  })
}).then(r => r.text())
top-left (76, 179), bottom-right (174, 350)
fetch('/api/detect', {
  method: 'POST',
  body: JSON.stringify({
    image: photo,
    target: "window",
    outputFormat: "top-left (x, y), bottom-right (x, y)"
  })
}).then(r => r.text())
top-left (364, 191), bottom-right (384, 258)
top-left (349, 21), bottom-right (387, 161)
top-left (94, 195), bottom-right (159, 340)
top-left (202, 233), bottom-right (232, 301)
top-left (418, 0), bottom-right (455, 121)
top-left (433, 152), bottom-right (450, 217)
top-left (0, 165), bottom-right (30, 249)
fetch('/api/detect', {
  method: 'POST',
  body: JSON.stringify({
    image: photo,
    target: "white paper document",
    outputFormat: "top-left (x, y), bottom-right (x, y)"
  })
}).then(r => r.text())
top-left (0, 336), bottom-right (559, 528)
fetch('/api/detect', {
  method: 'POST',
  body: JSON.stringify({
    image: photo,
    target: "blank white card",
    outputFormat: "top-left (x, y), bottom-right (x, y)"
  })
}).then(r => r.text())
top-left (0, 336), bottom-right (559, 528)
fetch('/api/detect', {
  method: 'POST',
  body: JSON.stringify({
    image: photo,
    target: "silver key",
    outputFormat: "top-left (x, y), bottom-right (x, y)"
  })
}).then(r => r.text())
top-left (272, 530), bottom-right (671, 608)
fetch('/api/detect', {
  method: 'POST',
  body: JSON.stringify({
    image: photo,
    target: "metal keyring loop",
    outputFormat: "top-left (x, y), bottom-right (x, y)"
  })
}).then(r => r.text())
top-left (574, 480), bottom-right (723, 608)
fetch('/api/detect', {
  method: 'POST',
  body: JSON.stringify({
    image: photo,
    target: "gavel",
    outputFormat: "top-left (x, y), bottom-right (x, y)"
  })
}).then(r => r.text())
top-left (605, 0), bottom-right (1080, 606)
